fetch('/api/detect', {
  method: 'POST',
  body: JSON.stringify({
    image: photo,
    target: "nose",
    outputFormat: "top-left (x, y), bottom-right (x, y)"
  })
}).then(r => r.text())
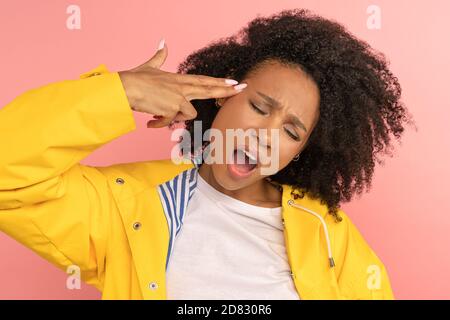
top-left (251, 128), bottom-right (273, 150)
top-left (257, 114), bottom-right (284, 147)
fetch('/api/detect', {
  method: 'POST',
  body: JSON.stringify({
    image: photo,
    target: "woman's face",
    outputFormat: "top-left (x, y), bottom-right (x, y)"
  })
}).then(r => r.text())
top-left (205, 60), bottom-right (320, 191)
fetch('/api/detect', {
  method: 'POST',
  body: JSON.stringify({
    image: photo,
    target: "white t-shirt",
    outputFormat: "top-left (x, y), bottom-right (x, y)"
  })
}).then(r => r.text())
top-left (165, 173), bottom-right (300, 300)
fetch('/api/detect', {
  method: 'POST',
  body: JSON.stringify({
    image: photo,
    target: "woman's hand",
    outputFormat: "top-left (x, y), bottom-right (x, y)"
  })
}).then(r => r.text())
top-left (118, 39), bottom-right (247, 128)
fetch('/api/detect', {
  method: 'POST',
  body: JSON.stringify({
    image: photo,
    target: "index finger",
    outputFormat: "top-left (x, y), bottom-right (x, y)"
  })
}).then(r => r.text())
top-left (184, 83), bottom-right (248, 101)
top-left (178, 73), bottom-right (240, 87)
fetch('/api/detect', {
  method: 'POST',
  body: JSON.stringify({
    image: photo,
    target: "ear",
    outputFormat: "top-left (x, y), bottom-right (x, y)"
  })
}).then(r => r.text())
top-left (216, 97), bottom-right (227, 106)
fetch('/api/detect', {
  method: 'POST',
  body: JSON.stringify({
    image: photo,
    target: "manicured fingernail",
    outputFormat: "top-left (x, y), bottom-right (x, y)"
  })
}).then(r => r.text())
top-left (157, 38), bottom-right (165, 51)
top-left (225, 79), bottom-right (239, 85)
top-left (234, 83), bottom-right (247, 91)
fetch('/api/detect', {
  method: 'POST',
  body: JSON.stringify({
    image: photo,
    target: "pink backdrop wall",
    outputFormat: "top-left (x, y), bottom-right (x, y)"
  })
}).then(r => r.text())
top-left (0, 0), bottom-right (449, 299)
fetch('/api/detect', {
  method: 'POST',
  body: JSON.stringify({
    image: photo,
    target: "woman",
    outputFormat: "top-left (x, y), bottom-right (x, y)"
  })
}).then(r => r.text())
top-left (0, 9), bottom-right (412, 299)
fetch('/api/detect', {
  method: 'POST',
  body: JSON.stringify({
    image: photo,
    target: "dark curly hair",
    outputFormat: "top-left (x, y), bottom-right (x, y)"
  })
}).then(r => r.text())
top-left (173, 8), bottom-right (415, 221)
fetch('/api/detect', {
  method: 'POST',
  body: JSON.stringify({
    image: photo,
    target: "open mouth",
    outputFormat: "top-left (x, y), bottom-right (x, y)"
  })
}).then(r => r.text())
top-left (226, 146), bottom-right (259, 179)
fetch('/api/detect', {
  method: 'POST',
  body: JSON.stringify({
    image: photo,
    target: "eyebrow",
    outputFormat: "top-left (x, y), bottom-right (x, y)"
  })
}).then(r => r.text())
top-left (256, 91), bottom-right (307, 132)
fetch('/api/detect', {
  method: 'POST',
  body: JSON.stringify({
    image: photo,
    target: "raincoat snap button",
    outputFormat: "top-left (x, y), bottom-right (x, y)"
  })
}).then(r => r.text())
top-left (90, 72), bottom-right (102, 77)
top-left (149, 282), bottom-right (158, 290)
top-left (133, 222), bottom-right (141, 230)
top-left (115, 178), bottom-right (125, 185)
top-left (282, 218), bottom-right (285, 226)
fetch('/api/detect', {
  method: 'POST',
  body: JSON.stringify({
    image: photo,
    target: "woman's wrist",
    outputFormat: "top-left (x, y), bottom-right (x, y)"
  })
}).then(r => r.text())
top-left (118, 71), bottom-right (140, 111)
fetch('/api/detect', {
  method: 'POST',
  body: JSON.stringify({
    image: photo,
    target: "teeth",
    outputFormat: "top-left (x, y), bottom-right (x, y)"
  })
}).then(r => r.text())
top-left (243, 149), bottom-right (257, 161)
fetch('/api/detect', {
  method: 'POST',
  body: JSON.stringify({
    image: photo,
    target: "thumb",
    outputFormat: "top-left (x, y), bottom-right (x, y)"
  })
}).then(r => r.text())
top-left (143, 38), bottom-right (167, 70)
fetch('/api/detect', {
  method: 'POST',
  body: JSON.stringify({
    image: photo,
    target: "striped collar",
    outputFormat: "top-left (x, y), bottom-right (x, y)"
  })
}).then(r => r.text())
top-left (156, 161), bottom-right (200, 271)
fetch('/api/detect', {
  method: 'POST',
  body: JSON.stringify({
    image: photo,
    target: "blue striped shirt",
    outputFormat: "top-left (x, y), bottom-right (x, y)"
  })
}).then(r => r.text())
top-left (157, 161), bottom-right (200, 271)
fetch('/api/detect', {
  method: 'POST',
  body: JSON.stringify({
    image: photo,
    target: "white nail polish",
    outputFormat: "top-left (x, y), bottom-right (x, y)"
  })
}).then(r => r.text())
top-left (157, 38), bottom-right (165, 51)
top-left (225, 79), bottom-right (239, 85)
top-left (234, 83), bottom-right (247, 91)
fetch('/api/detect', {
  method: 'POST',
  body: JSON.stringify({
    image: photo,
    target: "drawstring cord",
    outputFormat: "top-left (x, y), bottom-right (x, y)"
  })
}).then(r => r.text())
top-left (287, 199), bottom-right (336, 268)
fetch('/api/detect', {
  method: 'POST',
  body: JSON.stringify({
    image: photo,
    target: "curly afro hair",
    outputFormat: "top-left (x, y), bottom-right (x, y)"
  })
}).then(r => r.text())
top-left (174, 8), bottom-right (414, 221)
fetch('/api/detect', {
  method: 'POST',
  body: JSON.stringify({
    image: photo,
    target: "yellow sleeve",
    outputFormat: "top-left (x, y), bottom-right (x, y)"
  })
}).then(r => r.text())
top-left (337, 211), bottom-right (395, 300)
top-left (0, 64), bottom-right (136, 291)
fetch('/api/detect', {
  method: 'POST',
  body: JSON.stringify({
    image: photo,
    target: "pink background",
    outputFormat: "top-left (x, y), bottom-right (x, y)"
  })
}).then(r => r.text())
top-left (0, 0), bottom-right (449, 299)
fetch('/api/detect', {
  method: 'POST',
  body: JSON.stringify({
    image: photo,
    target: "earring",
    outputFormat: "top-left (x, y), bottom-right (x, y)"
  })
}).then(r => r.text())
top-left (215, 99), bottom-right (222, 108)
top-left (292, 153), bottom-right (300, 161)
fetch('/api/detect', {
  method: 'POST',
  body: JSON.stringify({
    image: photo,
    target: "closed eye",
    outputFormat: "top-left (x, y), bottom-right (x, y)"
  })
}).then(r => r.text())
top-left (250, 102), bottom-right (267, 115)
top-left (284, 128), bottom-right (300, 141)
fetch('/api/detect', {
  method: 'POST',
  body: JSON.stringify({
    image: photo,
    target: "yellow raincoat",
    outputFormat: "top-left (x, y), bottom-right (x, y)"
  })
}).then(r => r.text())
top-left (0, 64), bottom-right (394, 300)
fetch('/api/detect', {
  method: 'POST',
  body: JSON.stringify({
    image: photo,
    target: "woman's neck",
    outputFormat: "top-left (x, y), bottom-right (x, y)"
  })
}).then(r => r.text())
top-left (198, 163), bottom-right (282, 208)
